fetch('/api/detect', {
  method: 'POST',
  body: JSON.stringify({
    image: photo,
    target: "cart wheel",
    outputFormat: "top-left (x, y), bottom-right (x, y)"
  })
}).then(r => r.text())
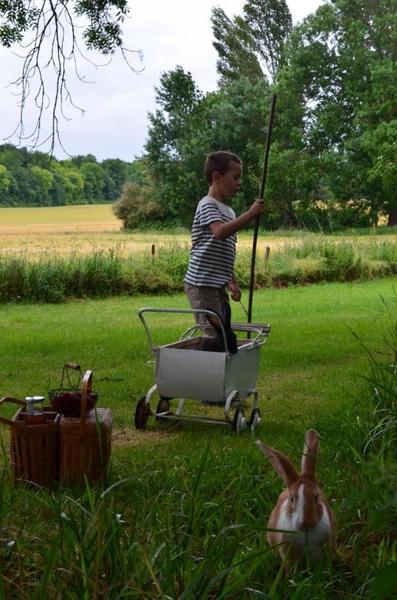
top-left (249, 408), bottom-right (261, 431)
top-left (156, 398), bottom-right (171, 421)
top-left (233, 407), bottom-right (247, 434)
top-left (134, 397), bottom-right (151, 430)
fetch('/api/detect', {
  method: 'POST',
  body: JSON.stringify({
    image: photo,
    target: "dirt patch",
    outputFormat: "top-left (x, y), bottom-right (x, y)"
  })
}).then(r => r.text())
top-left (112, 424), bottom-right (175, 446)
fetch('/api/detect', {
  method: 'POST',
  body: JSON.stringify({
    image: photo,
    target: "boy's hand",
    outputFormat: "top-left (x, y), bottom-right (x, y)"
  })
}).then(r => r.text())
top-left (228, 281), bottom-right (241, 302)
top-left (248, 198), bottom-right (265, 218)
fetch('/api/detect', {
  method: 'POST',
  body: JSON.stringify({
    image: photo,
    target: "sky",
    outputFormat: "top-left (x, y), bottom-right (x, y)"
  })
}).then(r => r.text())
top-left (0, 0), bottom-right (324, 162)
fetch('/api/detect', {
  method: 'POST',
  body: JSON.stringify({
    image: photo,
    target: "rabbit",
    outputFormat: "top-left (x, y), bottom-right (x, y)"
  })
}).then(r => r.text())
top-left (198, 302), bottom-right (238, 354)
top-left (256, 429), bottom-right (336, 564)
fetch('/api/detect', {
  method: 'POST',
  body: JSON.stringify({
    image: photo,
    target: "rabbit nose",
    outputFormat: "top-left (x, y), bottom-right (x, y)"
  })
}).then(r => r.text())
top-left (298, 519), bottom-right (316, 532)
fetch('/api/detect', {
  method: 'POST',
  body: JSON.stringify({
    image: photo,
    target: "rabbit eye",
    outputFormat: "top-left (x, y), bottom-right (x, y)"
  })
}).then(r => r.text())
top-left (314, 494), bottom-right (319, 503)
top-left (289, 495), bottom-right (294, 503)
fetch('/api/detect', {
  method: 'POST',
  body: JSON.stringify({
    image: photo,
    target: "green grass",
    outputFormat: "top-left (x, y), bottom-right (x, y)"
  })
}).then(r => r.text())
top-left (0, 279), bottom-right (396, 597)
top-left (1, 237), bottom-right (397, 303)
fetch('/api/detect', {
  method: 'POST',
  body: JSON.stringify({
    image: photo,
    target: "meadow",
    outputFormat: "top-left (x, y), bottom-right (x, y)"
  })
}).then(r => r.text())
top-left (1, 204), bottom-right (397, 258)
top-left (0, 205), bottom-right (396, 597)
top-left (1, 205), bottom-right (397, 304)
top-left (0, 280), bottom-right (396, 597)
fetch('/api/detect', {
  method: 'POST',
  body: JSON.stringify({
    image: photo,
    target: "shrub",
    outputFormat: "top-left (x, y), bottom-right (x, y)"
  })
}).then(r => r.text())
top-left (113, 182), bottom-right (163, 230)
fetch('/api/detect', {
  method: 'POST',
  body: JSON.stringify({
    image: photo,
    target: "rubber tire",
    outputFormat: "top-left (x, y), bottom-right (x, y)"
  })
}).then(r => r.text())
top-left (155, 398), bottom-right (171, 421)
top-left (134, 396), bottom-right (151, 430)
top-left (233, 407), bottom-right (247, 434)
top-left (249, 408), bottom-right (261, 431)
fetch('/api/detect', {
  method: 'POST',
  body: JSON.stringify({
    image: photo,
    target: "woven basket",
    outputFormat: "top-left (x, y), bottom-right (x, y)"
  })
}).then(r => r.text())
top-left (0, 397), bottom-right (60, 487)
top-left (59, 371), bottom-right (112, 486)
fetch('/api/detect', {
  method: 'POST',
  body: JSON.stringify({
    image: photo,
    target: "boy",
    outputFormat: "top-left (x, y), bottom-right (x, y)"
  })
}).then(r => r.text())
top-left (184, 150), bottom-right (265, 334)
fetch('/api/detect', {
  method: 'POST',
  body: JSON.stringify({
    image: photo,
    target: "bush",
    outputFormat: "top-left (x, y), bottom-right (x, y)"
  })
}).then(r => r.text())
top-left (113, 182), bottom-right (163, 230)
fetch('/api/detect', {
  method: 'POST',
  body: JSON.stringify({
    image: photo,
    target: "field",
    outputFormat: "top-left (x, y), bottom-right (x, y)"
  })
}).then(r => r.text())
top-left (0, 205), bottom-right (396, 597)
top-left (1, 204), bottom-right (397, 259)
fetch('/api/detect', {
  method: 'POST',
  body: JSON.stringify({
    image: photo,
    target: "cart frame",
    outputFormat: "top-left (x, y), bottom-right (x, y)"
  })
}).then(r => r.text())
top-left (136, 308), bottom-right (271, 433)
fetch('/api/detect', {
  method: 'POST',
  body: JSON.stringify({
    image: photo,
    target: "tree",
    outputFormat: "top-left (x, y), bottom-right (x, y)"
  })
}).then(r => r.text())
top-left (145, 66), bottom-right (203, 224)
top-left (0, 1), bottom-right (138, 153)
top-left (31, 165), bottom-right (54, 205)
top-left (268, 0), bottom-right (397, 227)
top-left (145, 69), bottom-right (272, 227)
top-left (211, 0), bottom-right (292, 85)
top-left (80, 161), bottom-right (105, 201)
top-left (102, 158), bottom-right (130, 201)
top-left (0, 164), bottom-right (11, 201)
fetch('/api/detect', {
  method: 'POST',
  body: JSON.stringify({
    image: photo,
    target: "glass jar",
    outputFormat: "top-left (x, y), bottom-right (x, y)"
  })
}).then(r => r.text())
top-left (25, 395), bottom-right (46, 424)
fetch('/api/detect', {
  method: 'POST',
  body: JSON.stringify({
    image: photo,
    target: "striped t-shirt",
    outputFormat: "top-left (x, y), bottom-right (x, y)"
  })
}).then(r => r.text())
top-left (184, 195), bottom-right (236, 288)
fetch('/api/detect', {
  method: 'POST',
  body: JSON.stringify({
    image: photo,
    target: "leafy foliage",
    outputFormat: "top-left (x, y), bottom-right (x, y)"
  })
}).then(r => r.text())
top-left (145, 69), bottom-right (271, 226)
top-left (211, 0), bottom-right (292, 84)
top-left (112, 181), bottom-right (163, 230)
top-left (0, 143), bottom-right (134, 206)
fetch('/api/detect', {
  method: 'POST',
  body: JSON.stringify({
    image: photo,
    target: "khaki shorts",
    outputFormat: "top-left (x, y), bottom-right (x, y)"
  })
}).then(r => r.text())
top-left (184, 283), bottom-right (229, 334)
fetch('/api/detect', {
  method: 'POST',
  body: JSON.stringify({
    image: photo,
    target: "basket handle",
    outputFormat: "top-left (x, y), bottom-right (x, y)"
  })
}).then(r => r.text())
top-left (79, 370), bottom-right (93, 437)
top-left (65, 362), bottom-right (81, 370)
top-left (0, 396), bottom-right (26, 427)
top-left (61, 362), bottom-right (82, 391)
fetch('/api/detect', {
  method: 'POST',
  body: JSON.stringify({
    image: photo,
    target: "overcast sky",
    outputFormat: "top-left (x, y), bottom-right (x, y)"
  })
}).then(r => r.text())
top-left (0, 0), bottom-right (323, 162)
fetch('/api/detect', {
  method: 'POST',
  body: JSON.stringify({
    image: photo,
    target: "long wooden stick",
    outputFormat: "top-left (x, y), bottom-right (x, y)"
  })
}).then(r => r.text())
top-left (247, 93), bottom-right (277, 326)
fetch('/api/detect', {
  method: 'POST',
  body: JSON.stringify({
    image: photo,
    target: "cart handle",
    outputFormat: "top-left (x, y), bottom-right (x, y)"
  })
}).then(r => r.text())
top-left (179, 321), bottom-right (270, 346)
top-left (138, 307), bottom-right (232, 354)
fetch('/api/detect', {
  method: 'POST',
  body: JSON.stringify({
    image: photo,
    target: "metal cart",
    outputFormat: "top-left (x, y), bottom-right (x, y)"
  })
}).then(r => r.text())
top-left (135, 308), bottom-right (271, 433)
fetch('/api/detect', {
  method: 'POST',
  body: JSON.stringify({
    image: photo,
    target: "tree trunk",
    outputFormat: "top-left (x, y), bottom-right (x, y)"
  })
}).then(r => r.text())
top-left (387, 206), bottom-right (397, 226)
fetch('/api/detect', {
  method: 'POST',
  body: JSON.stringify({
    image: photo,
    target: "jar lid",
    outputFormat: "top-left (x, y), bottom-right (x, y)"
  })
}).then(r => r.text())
top-left (25, 396), bottom-right (44, 404)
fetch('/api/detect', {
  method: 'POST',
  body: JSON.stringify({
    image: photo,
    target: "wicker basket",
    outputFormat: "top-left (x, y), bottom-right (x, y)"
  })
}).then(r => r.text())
top-left (59, 371), bottom-right (112, 486)
top-left (0, 396), bottom-right (60, 487)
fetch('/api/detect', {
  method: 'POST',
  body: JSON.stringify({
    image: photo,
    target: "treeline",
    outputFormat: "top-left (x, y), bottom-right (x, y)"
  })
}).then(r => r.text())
top-left (0, 144), bottom-right (143, 207)
top-left (114, 0), bottom-right (396, 232)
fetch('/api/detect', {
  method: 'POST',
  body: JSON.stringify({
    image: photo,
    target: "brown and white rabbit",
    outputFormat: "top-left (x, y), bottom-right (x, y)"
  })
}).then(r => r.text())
top-left (256, 430), bottom-right (336, 563)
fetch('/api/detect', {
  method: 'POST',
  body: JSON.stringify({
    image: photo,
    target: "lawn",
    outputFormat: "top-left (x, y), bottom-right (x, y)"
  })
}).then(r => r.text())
top-left (0, 279), bottom-right (396, 597)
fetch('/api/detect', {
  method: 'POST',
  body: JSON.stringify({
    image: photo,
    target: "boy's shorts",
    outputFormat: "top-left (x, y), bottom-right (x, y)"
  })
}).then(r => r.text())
top-left (184, 283), bottom-right (229, 335)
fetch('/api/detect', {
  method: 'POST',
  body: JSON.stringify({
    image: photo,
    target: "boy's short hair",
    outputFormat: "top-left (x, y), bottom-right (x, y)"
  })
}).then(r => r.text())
top-left (204, 151), bottom-right (242, 185)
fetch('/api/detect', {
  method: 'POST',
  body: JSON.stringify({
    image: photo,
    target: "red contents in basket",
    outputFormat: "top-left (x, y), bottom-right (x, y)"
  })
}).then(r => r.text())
top-left (50, 390), bottom-right (98, 417)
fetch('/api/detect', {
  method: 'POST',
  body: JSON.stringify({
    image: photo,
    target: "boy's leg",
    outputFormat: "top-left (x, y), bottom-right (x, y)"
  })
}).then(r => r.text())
top-left (184, 284), bottom-right (228, 335)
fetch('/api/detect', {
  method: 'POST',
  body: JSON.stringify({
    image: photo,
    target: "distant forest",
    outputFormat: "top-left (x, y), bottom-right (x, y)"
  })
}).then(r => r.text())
top-left (0, 144), bottom-right (142, 207)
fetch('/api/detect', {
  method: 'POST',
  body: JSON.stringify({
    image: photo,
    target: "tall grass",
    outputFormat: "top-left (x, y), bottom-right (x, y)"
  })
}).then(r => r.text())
top-left (325, 302), bottom-right (397, 599)
top-left (1, 239), bottom-right (397, 303)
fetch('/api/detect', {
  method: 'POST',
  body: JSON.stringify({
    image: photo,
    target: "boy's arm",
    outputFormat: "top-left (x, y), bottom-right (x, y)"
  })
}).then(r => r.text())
top-left (210, 199), bottom-right (264, 240)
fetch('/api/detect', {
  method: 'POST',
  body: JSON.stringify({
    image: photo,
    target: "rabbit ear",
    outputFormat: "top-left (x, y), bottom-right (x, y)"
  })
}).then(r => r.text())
top-left (256, 440), bottom-right (299, 487)
top-left (221, 302), bottom-right (232, 327)
top-left (301, 429), bottom-right (320, 481)
top-left (207, 312), bottom-right (222, 331)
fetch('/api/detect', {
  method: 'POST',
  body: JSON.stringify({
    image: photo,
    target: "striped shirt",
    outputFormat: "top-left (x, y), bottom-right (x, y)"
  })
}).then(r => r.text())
top-left (184, 195), bottom-right (236, 288)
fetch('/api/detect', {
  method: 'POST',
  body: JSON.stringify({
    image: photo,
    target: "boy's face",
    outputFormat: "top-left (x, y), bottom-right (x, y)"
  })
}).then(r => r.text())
top-left (214, 161), bottom-right (242, 200)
